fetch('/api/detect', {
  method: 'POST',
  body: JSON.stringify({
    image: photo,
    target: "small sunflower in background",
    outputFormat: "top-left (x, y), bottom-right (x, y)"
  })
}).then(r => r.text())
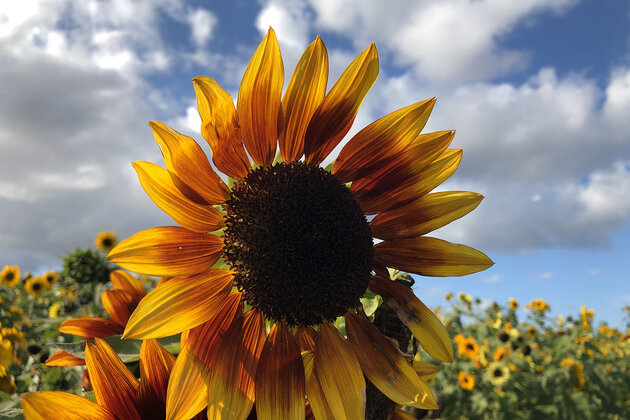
top-left (48, 303), bottom-right (61, 319)
top-left (508, 297), bottom-right (519, 310)
top-left (94, 231), bottom-right (118, 252)
top-left (456, 335), bottom-right (480, 360)
top-left (42, 270), bottom-right (58, 289)
top-left (0, 265), bottom-right (20, 287)
top-left (25, 277), bottom-right (47, 297)
top-left (0, 339), bottom-right (12, 376)
top-left (485, 361), bottom-right (511, 387)
top-left (458, 371), bottom-right (475, 391)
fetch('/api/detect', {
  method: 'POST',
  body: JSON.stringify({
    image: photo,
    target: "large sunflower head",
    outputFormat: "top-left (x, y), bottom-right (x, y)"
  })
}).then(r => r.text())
top-left (1, 265), bottom-right (20, 287)
top-left (107, 28), bottom-right (493, 418)
top-left (25, 277), bottom-right (47, 297)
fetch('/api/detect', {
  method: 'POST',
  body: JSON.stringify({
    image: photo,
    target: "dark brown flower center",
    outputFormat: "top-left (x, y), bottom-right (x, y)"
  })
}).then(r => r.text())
top-left (33, 283), bottom-right (42, 291)
top-left (5, 272), bottom-right (14, 281)
top-left (101, 238), bottom-right (113, 247)
top-left (223, 162), bottom-right (373, 326)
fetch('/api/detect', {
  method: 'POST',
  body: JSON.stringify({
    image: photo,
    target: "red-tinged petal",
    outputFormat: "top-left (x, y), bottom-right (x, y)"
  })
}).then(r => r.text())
top-left (22, 391), bottom-right (115, 420)
top-left (333, 98), bottom-right (436, 183)
top-left (279, 36), bottom-right (328, 162)
top-left (107, 226), bottom-right (224, 277)
top-left (374, 236), bottom-right (494, 278)
top-left (85, 338), bottom-right (140, 420)
top-left (256, 322), bottom-right (305, 420)
top-left (194, 76), bottom-right (251, 179)
top-left (312, 322), bottom-right (365, 419)
top-left (237, 27), bottom-right (283, 167)
top-left (123, 270), bottom-right (233, 339)
top-left (345, 311), bottom-right (438, 409)
top-left (135, 339), bottom-right (176, 418)
top-left (355, 148), bottom-right (463, 215)
top-left (206, 310), bottom-right (267, 420)
top-left (45, 350), bottom-right (85, 367)
top-left (149, 120), bottom-right (229, 204)
top-left (109, 270), bottom-right (146, 304)
top-left (59, 317), bottom-right (123, 339)
top-left (133, 161), bottom-right (225, 232)
top-left (102, 289), bottom-right (134, 327)
top-left (349, 130), bottom-right (454, 201)
top-left (166, 293), bottom-right (242, 420)
top-left (370, 191), bottom-right (484, 240)
top-left (368, 275), bottom-right (453, 362)
top-left (296, 325), bottom-right (316, 351)
top-left (304, 43), bottom-right (379, 165)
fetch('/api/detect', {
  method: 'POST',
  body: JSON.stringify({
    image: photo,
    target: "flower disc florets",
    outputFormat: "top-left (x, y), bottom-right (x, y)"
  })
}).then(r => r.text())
top-left (223, 162), bottom-right (373, 326)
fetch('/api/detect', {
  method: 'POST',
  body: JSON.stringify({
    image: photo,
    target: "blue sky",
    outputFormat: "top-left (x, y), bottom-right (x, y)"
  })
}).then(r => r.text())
top-left (1, 0), bottom-right (629, 327)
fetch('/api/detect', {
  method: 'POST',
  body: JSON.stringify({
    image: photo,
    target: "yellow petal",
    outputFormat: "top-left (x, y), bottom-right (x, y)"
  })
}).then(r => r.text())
top-left (107, 226), bottom-right (224, 277)
top-left (206, 310), bottom-right (267, 420)
top-left (413, 360), bottom-right (441, 382)
top-left (22, 391), bottom-right (115, 420)
top-left (123, 270), bottom-right (233, 339)
top-left (296, 325), bottom-right (316, 351)
top-left (312, 322), bottom-right (365, 420)
top-left (110, 270), bottom-right (146, 305)
top-left (391, 408), bottom-right (417, 420)
top-left (255, 322), bottom-right (305, 420)
top-left (149, 120), bottom-right (229, 204)
top-left (45, 350), bottom-right (85, 367)
top-left (368, 275), bottom-right (453, 362)
top-left (59, 317), bottom-right (123, 339)
top-left (237, 27), bottom-right (283, 167)
top-left (102, 289), bottom-right (134, 327)
top-left (85, 338), bottom-right (140, 420)
top-left (305, 369), bottom-right (336, 420)
top-left (165, 292), bottom-right (241, 420)
top-left (371, 191), bottom-right (483, 240)
top-left (374, 236), bottom-right (494, 277)
top-left (302, 350), bottom-right (314, 383)
top-left (345, 311), bottom-right (438, 409)
top-left (304, 43), bottom-right (379, 165)
top-left (333, 98), bottom-right (435, 183)
top-left (133, 161), bottom-right (225, 233)
top-left (279, 36), bottom-right (328, 162)
top-left (194, 76), bottom-right (251, 179)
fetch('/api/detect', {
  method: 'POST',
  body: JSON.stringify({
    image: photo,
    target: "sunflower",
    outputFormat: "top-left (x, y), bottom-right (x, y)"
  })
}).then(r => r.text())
top-left (525, 299), bottom-right (550, 312)
top-left (0, 265), bottom-right (20, 287)
top-left (1, 327), bottom-right (25, 346)
top-left (58, 270), bottom-right (146, 339)
top-left (42, 270), bottom-right (58, 288)
top-left (457, 336), bottom-right (480, 360)
top-left (108, 28), bottom-right (492, 418)
top-left (485, 361), bottom-right (511, 387)
top-left (458, 371), bottom-right (475, 391)
top-left (508, 297), bottom-right (518, 310)
top-left (0, 339), bottom-right (12, 376)
top-left (492, 346), bottom-right (508, 362)
top-left (0, 374), bottom-right (17, 395)
top-left (95, 231), bottom-right (118, 252)
top-left (25, 277), bottom-right (47, 297)
top-left (22, 338), bottom-right (175, 419)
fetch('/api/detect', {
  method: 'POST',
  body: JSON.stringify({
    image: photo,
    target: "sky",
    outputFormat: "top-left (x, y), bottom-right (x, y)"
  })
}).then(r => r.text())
top-left (1, 0), bottom-right (629, 327)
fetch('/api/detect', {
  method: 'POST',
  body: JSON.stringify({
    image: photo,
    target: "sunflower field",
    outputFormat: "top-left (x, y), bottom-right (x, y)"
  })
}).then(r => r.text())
top-left (1, 236), bottom-right (628, 419)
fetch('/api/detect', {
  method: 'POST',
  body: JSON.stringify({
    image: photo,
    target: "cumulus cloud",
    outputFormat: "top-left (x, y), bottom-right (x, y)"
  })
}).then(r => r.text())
top-left (187, 8), bottom-right (217, 47)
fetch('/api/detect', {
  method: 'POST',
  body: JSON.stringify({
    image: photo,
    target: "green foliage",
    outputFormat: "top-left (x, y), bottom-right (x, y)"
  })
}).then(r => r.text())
top-left (60, 247), bottom-right (113, 285)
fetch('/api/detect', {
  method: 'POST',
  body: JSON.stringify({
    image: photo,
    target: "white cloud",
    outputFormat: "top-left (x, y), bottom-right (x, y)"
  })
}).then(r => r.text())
top-left (479, 274), bottom-right (503, 284)
top-left (187, 8), bottom-right (217, 47)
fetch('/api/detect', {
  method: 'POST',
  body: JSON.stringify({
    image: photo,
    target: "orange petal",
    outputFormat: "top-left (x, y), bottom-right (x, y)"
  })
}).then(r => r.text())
top-left (374, 236), bottom-right (494, 278)
top-left (102, 289), bottom-right (134, 327)
top-left (194, 76), bottom-right (251, 179)
top-left (149, 120), bottom-right (229, 204)
top-left (333, 98), bottom-right (436, 183)
top-left (368, 275), bottom-right (453, 362)
top-left (107, 226), bottom-right (224, 277)
top-left (255, 322), bottom-right (305, 420)
top-left (296, 325), bottom-right (316, 351)
top-left (345, 311), bottom-right (438, 409)
top-left (370, 191), bottom-right (484, 240)
top-left (166, 293), bottom-right (242, 420)
top-left (123, 270), bottom-right (233, 339)
top-left (279, 36), bottom-right (328, 162)
top-left (311, 322), bottom-right (365, 419)
top-left (135, 339), bottom-right (176, 418)
top-left (85, 338), bottom-right (140, 420)
top-left (206, 310), bottom-right (267, 420)
top-left (133, 161), bottom-right (225, 232)
top-left (304, 43), bottom-right (379, 165)
top-left (110, 270), bottom-right (146, 305)
top-left (59, 317), bottom-right (123, 339)
top-left (22, 391), bottom-right (115, 420)
top-left (237, 27), bottom-right (283, 167)
top-left (354, 148), bottom-right (462, 215)
top-left (45, 350), bottom-right (85, 367)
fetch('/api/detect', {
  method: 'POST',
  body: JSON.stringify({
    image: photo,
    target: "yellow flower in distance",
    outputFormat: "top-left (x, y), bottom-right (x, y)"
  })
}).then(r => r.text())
top-left (525, 299), bottom-right (550, 312)
top-left (508, 297), bottom-right (518, 310)
top-left (0, 265), bottom-right (20, 287)
top-left (42, 271), bottom-right (58, 288)
top-left (485, 361), bottom-right (511, 387)
top-left (458, 371), bottom-right (475, 391)
top-left (25, 277), bottom-right (47, 297)
top-left (95, 231), bottom-right (118, 252)
top-left (108, 28), bottom-right (493, 418)
top-left (0, 339), bottom-right (12, 377)
top-left (457, 336), bottom-right (480, 359)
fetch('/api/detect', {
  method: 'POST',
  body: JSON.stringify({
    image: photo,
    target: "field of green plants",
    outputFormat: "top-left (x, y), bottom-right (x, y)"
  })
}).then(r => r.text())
top-left (1, 233), bottom-right (629, 419)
